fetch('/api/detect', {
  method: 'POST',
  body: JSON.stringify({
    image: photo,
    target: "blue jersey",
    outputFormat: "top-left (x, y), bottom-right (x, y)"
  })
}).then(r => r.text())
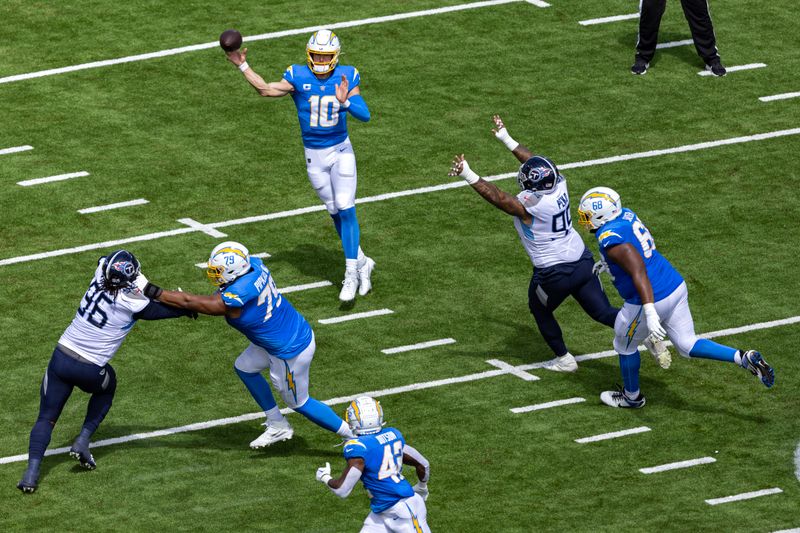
top-left (343, 428), bottom-right (415, 513)
top-left (220, 257), bottom-right (313, 359)
top-left (283, 64), bottom-right (361, 148)
top-left (596, 208), bottom-right (683, 305)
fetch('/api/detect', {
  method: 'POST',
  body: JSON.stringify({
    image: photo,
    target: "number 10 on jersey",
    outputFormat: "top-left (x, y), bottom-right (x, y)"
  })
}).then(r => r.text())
top-left (308, 95), bottom-right (340, 128)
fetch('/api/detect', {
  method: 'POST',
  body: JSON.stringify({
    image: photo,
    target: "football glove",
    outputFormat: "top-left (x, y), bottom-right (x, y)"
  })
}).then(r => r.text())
top-left (592, 260), bottom-right (609, 276)
top-left (643, 303), bottom-right (666, 341)
top-left (316, 462), bottom-right (332, 484)
top-left (413, 481), bottom-right (429, 501)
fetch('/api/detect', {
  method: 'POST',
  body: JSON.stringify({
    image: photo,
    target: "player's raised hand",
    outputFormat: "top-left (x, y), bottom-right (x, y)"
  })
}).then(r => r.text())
top-left (226, 48), bottom-right (248, 66)
top-left (448, 154), bottom-right (466, 177)
top-left (335, 75), bottom-right (349, 103)
top-left (491, 114), bottom-right (506, 135)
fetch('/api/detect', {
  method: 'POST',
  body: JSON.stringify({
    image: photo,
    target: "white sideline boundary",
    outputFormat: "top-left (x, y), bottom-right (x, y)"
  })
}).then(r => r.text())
top-left (760, 91), bottom-right (800, 103)
top-left (0, 314), bottom-right (798, 465)
top-left (0, 0), bottom-right (526, 85)
top-left (381, 338), bottom-right (456, 355)
top-left (511, 397), bottom-right (585, 413)
top-left (698, 63), bottom-right (766, 76)
top-left (579, 13), bottom-right (638, 26)
top-left (639, 456), bottom-right (716, 474)
top-left (705, 487), bottom-right (783, 505)
top-left (2, 126), bottom-right (799, 268)
top-left (17, 171), bottom-right (89, 187)
top-left (794, 442), bottom-right (800, 481)
top-left (78, 199), bottom-right (149, 214)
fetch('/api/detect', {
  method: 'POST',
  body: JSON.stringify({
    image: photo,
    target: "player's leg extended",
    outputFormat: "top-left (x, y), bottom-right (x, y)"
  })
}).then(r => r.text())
top-left (570, 254), bottom-right (618, 327)
top-left (528, 273), bottom-right (575, 371)
top-left (269, 338), bottom-right (353, 437)
top-left (71, 361), bottom-right (119, 469)
top-left (602, 305), bottom-right (647, 408)
top-left (19, 349), bottom-right (76, 492)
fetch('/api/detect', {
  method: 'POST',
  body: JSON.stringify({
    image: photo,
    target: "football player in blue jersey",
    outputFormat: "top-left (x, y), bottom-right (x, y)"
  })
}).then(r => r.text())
top-left (315, 396), bottom-right (431, 532)
top-left (576, 187), bottom-right (775, 408)
top-left (17, 250), bottom-right (195, 493)
top-left (225, 29), bottom-right (375, 302)
top-left (139, 241), bottom-right (355, 447)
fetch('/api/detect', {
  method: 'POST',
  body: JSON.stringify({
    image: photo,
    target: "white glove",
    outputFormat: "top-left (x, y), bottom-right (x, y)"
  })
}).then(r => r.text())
top-left (643, 303), bottom-right (666, 341)
top-left (413, 481), bottom-right (429, 501)
top-left (316, 462), bottom-right (332, 484)
top-left (134, 273), bottom-right (149, 292)
top-left (592, 260), bottom-right (609, 276)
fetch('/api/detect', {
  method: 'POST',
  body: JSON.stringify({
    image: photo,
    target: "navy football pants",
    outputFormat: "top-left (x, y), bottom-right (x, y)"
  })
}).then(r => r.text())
top-left (528, 253), bottom-right (618, 357)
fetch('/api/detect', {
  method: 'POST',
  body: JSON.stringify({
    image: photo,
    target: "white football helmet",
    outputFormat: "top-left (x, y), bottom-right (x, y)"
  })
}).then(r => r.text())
top-left (577, 187), bottom-right (623, 230)
top-left (346, 396), bottom-right (384, 436)
top-left (306, 29), bottom-right (340, 75)
top-left (206, 241), bottom-right (251, 287)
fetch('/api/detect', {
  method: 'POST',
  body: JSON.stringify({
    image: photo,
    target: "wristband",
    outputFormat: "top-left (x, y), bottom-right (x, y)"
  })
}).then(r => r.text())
top-left (320, 474), bottom-right (332, 484)
top-left (143, 283), bottom-right (163, 299)
top-left (495, 128), bottom-right (519, 151)
top-left (238, 62), bottom-right (250, 73)
top-left (342, 99), bottom-right (351, 109)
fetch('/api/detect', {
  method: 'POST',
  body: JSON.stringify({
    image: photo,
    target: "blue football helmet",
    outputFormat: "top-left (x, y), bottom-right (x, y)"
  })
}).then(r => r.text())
top-left (517, 156), bottom-right (559, 192)
top-left (102, 250), bottom-right (141, 291)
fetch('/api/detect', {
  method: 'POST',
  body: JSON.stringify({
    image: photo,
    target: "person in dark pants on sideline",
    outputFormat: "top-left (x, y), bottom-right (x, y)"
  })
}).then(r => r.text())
top-left (631, 0), bottom-right (726, 76)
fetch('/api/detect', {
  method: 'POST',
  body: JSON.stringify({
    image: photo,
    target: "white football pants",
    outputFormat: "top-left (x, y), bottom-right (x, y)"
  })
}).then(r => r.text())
top-left (360, 494), bottom-right (430, 533)
top-left (614, 282), bottom-right (699, 357)
top-left (304, 138), bottom-right (358, 214)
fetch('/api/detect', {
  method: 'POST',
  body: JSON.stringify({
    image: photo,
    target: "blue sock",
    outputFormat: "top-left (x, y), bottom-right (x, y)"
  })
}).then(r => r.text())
top-left (28, 418), bottom-right (55, 463)
top-left (294, 398), bottom-right (346, 433)
top-left (689, 339), bottom-right (737, 363)
top-left (618, 351), bottom-right (641, 396)
top-left (330, 212), bottom-right (343, 238)
top-left (235, 368), bottom-right (277, 411)
top-left (337, 207), bottom-right (360, 260)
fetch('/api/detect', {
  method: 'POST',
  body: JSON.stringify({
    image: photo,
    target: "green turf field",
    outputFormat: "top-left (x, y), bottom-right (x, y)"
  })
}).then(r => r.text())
top-left (1, 0), bottom-right (799, 530)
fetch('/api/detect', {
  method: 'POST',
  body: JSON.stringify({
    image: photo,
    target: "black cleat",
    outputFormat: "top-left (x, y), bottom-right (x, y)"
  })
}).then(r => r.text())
top-left (705, 59), bottom-right (727, 77)
top-left (17, 468), bottom-right (39, 494)
top-left (742, 350), bottom-right (774, 388)
top-left (69, 439), bottom-right (97, 470)
top-left (631, 57), bottom-right (649, 75)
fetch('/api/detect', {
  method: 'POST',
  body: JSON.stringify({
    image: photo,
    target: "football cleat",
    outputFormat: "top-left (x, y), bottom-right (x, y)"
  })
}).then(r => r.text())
top-left (250, 420), bottom-right (294, 449)
top-left (357, 257), bottom-right (376, 296)
top-left (339, 272), bottom-right (359, 302)
top-left (705, 59), bottom-right (727, 77)
top-left (69, 439), bottom-right (97, 470)
top-left (346, 396), bottom-right (385, 436)
top-left (306, 29), bottom-right (341, 75)
top-left (741, 350), bottom-right (774, 388)
top-left (600, 388), bottom-right (646, 409)
top-left (631, 57), bottom-right (649, 75)
top-left (577, 187), bottom-right (623, 231)
top-left (643, 335), bottom-right (671, 369)
top-left (17, 468), bottom-right (39, 494)
top-left (207, 241), bottom-right (251, 287)
top-left (542, 353), bottom-right (578, 373)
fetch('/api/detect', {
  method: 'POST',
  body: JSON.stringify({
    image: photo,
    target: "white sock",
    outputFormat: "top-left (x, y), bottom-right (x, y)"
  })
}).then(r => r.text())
top-left (624, 389), bottom-right (640, 400)
top-left (345, 259), bottom-right (358, 274)
top-left (336, 421), bottom-right (355, 438)
top-left (734, 350), bottom-right (744, 367)
top-left (265, 407), bottom-right (286, 423)
top-left (356, 248), bottom-right (366, 268)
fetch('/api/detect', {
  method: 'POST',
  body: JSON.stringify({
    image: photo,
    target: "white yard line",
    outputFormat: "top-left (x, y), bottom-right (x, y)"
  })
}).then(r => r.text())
top-left (381, 338), bottom-right (456, 355)
top-left (177, 218), bottom-right (228, 238)
top-left (0, 0), bottom-right (525, 86)
top-left (760, 91), bottom-right (800, 103)
top-left (319, 308), bottom-right (394, 324)
top-left (656, 39), bottom-right (693, 49)
top-left (772, 529), bottom-right (800, 533)
top-left (575, 426), bottom-right (651, 444)
top-left (78, 199), bottom-right (149, 214)
top-left (17, 171), bottom-right (89, 187)
top-left (639, 456), bottom-right (716, 474)
top-left (511, 397), bottom-right (585, 413)
top-left (486, 359), bottom-right (540, 381)
top-left (0, 315), bottom-right (798, 465)
top-left (579, 13), bottom-right (638, 26)
top-left (524, 0), bottom-right (550, 7)
top-left (3, 126), bottom-right (798, 268)
top-left (281, 280), bottom-right (333, 294)
top-left (194, 252), bottom-right (271, 268)
top-left (0, 145), bottom-right (33, 155)
top-left (705, 487), bottom-right (783, 505)
top-left (794, 442), bottom-right (800, 481)
top-left (698, 63), bottom-right (767, 76)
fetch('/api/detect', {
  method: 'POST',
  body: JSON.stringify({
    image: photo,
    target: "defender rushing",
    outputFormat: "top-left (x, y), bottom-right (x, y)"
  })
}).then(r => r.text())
top-left (17, 251), bottom-right (194, 493)
top-left (577, 187), bottom-right (775, 408)
top-left (225, 29), bottom-right (375, 302)
top-left (139, 241), bottom-right (354, 447)
top-left (316, 396), bottom-right (431, 532)
top-left (449, 115), bottom-right (668, 372)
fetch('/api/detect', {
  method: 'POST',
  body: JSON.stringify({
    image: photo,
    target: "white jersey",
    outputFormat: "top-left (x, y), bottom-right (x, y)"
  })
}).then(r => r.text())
top-left (513, 177), bottom-right (586, 269)
top-left (58, 263), bottom-right (149, 367)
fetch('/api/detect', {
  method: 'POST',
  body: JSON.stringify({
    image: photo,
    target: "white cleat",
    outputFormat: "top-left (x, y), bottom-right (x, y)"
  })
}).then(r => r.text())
top-left (643, 335), bottom-right (671, 369)
top-left (339, 272), bottom-right (359, 302)
top-left (249, 420), bottom-right (294, 449)
top-left (357, 257), bottom-right (376, 296)
top-left (542, 353), bottom-right (578, 373)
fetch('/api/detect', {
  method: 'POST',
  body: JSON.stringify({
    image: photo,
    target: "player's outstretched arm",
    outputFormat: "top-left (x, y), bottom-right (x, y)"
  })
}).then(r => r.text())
top-left (317, 459), bottom-right (364, 498)
top-left (605, 243), bottom-right (666, 339)
top-left (137, 279), bottom-right (234, 317)
top-left (492, 115), bottom-right (533, 163)
top-left (449, 154), bottom-right (532, 223)
top-left (226, 48), bottom-right (293, 97)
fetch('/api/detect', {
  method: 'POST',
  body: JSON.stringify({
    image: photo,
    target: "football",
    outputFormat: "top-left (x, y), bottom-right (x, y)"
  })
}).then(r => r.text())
top-left (219, 29), bottom-right (243, 52)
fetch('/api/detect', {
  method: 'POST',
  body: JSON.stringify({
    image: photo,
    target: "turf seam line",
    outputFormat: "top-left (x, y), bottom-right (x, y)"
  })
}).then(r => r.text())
top-left (381, 338), bottom-right (457, 354)
top-left (704, 487), bottom-right (783, 505)
top-left (639, 456), bottom-right (716, 474)
top-left (510, 397), bottom-right (585, 413)
top-left (0, 315), bottom-right (797, 465)
top-left (78, 199), bottom-right (149, 214)
top-left (17, 171), bottom-right (89, 187)
top-left (579, 13), bottom-right (638, 26)
top-left (3, 126), bottom-right (799, 267)
top-left (575, 426), bottom-right (651, 443)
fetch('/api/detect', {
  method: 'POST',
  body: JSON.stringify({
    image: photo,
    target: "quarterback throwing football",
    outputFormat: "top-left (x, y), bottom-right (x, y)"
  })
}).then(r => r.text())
top-left (226, 29), bottom-right (374, 302)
